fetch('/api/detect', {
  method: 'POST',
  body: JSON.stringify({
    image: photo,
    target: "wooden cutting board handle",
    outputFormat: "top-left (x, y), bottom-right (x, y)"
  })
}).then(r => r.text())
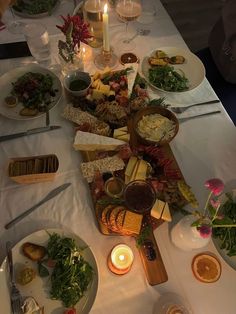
top-left (138, 229), bottom-right (168, 285)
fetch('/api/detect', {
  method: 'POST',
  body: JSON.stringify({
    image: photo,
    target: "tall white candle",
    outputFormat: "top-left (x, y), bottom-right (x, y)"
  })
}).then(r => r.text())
top-left (103, 3), bottom-right (110, 51)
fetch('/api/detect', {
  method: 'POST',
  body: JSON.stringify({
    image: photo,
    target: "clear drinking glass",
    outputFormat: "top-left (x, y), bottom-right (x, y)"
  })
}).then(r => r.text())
top-left (115, 0), bottom-right (142, 51)
top-left (7, 6), bottom-right (25, 34)
top-left (24, 23), bottom-right (51, 66)
top-left (137, 0), bottom-right (157, 25)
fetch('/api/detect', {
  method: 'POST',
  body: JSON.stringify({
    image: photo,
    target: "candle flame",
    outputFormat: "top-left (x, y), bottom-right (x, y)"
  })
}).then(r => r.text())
top-left (119, 254), bottom-right (125, 261)
top-left (104, 3), bottom-right (108, 13)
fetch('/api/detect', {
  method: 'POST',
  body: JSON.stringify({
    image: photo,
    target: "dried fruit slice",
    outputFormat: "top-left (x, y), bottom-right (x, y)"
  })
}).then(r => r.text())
top-left (192, 253), bottom-right (221, 283)
top-left (177, 180), bottom-right (199, 208)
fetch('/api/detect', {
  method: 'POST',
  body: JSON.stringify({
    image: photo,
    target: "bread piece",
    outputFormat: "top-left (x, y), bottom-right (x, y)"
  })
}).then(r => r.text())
top-left (22, 242), bottom-right (46, 261)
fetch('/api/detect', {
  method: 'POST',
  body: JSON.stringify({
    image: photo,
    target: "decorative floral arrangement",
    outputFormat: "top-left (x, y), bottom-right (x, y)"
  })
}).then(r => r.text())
top-left (190, 178), bottom-right (236, 238)
top-left (56, 15), bottom-right (92, 63)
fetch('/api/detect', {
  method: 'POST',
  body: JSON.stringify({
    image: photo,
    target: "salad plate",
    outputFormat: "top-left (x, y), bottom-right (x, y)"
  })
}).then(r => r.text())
top-left (12, 0), bottom-right (60, 19)
top-left (0, 228), bottom-right (99, 314)
top-left (141, 46), bottom-right (205, 93)
top-left (0, 64), bottom-right (62, 120)
top-left (212, 189), bottom-right (236, 271)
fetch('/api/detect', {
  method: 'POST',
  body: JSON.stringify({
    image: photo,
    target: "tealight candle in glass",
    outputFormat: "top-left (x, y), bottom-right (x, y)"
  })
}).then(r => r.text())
top-left (108, 244), bottom-right (134, 275)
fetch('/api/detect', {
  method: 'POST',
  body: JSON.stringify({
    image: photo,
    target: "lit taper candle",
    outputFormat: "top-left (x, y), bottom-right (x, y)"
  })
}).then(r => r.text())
top-left (103, 3), bottom-right (110, 52)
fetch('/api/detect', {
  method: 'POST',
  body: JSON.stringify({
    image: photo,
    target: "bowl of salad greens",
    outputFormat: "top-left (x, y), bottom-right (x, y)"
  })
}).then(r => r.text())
top-left (141, 47), bottom-right (205, 93)
top-left (213, 190), bottom-right (236, 271)
top-left (0, 229), bottom-right (99, 314)
top-left (12, 0), bottom-right (60, 18)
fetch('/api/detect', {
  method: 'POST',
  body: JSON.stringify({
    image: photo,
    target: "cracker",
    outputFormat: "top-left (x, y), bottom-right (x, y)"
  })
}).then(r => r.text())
top-left (115, 209), bottom-right (126, 231)
top-left (122, 210), bottom-right (143, 235)
top-left (27, 159), bottom-right (34, 174)
top-left (107, 206), bottom-right (125, 232)
top-left (101, 205), bottom-right (115, 226)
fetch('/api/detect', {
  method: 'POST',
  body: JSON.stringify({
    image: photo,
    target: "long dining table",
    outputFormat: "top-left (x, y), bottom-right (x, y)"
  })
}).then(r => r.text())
top-left (0, 1), bottom-right (236, 313)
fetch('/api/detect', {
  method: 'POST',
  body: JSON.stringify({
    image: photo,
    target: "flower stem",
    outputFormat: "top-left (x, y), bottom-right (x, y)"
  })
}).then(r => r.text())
top-left (212, 224), bottom-right (236, 228)
top-left (203, 191), bottom-right (213, 216)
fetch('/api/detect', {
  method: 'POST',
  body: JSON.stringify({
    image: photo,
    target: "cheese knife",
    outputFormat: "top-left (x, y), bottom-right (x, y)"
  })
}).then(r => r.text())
top-left (0, 125), bottom-right (61, 142)
top-left (5, 183), bottom-right (71, 229)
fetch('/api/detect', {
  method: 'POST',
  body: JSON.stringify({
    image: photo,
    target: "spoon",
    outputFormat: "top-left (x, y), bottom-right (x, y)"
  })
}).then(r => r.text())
top-left (124, 28), bottom-right (150, 44)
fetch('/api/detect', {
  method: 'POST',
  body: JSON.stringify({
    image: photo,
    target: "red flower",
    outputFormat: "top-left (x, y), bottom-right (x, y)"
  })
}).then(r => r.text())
top-left (197, 224), bottom-right (212, 238)
top-left (56, 15), bottom-right (92, 49)
top-left (205, 178), bottom-right (224, 196)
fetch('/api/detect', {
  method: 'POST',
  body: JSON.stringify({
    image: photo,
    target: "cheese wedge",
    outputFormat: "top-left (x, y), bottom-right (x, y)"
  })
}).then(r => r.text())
top-left (130, 159), bottom-right (140, 182)
top-left (151, 199), bottom-right (166, 219)
top-left (113, 129), bottom-right (127, 138)
top-left (73, 130), bottom-right (126, 151)
top-left (162, 203), bottom-right (172, 222)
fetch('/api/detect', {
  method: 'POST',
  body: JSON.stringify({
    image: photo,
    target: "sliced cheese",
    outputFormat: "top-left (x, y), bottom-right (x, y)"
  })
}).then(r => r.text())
top-left (125, 156), bottom-right (137, 183)
top-left (162, 203), bottom-right (172, 222)
top-left (126, 63), bottom-right (138, 97)
top-left (116, 134), bottom-right (130, 142)
top-left (91, 89), bottom-right (105, 100)
top-left (130, 159), bottom-right (140, 182)
top-left (113, 129), bottom-right (126, 138)
top-left (73, 130), bottom-right (126, 151)
top-left (150, 199), bottom-right (166, 219)
top-left (134, 159), bottom-right (147, 180)
top-left (118, 126), bottom-right (128, 133)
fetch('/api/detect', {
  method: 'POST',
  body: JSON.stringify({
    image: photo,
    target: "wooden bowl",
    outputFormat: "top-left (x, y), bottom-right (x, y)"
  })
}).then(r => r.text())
top-left (133, 106), bottom-right (179, 146)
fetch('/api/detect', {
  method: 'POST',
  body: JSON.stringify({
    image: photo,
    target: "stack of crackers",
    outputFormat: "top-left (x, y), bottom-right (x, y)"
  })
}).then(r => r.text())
top-left (100, 205), bottom-right (143, 236)
top-left (8, 154), bottom-right (59, 181)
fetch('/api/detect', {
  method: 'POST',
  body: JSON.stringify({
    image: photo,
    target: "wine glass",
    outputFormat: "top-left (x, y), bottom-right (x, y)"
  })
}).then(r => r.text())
top-left (115, 0), bottom-right (142, 51)
top-left (7, 4), bottom-right (25, 34)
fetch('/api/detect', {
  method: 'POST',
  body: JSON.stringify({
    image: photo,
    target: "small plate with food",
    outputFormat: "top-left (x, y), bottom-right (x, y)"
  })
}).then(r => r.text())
top-left (141, 46), bottom-right (205, 93)
top-left (0, 229), bottom-right (98, 314)
top-left (212, 190), bottom-right (236, 271)
top-left (12, 0), bottom-right (60, 18)
top-left (0, 64), bottom-right (62, 120)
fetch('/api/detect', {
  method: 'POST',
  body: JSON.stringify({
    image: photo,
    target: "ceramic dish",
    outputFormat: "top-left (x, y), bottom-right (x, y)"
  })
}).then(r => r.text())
top-left (0, 64), bottom-right (62, 120)
top-left (212, 189), bottom-right (236, 271)
top-left (12, 0), bottom-right (60, 18)
top-left (133, 106), bottom-right (179, 146)
top-left (0, 228), bottom-right (99, 314)
top-left (141, 46), bottom-right (205, 93)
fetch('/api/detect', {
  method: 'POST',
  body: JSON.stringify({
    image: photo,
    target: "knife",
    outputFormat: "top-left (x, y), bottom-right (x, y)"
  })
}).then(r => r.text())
top-left (0, 125), bottom-right (61, 142)
top-left (5, 183), bottom-right (71, 229)
top-left (178, 110), bottom-right (221, 123)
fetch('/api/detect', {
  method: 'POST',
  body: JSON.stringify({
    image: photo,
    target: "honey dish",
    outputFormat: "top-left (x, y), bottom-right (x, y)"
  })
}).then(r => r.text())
top-left (133, 106), bottom-right (179, 146)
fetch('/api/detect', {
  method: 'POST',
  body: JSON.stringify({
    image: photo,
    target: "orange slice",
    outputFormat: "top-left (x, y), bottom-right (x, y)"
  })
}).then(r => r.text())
top-left (192, 253), bottom-right (221, 283)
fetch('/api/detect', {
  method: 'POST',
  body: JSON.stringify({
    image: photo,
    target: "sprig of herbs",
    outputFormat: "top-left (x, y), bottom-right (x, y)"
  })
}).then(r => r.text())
top-left (136, 225), bottom-right (152, 248)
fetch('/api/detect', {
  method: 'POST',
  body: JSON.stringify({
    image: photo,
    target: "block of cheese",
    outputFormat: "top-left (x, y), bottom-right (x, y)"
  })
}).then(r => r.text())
top-left (125, 156), bottom-right (138, 183)
top-left (162, 203), bottom-right (172, 222)
top-left (122, 210), bottom-right (143, 235)
top-left (150, 199), bottom-right (166, 219)
top-left (115, 134), bottom-right (130, 142)
top-left (74, 130), bottom-right (126, 151)
top-left (134, 159), bottom-right (147, 181)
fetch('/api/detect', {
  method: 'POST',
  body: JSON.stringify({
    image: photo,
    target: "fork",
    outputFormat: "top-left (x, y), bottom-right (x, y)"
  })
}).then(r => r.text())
top-left (124, 28), bottom-right (150, 43)
top-left (6, 242), bottom-right (23, 314)
top-left (170, 100), bottom-right (220, 114)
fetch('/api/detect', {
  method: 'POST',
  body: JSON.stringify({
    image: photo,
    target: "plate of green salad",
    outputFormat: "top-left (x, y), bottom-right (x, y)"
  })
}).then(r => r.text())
top-left (0, 64), bottom-right (62, 120)
top-left (12, 0), bottom-right (60, 18)
top-left (141, 46), bottom-right (205, 93)
top-left (213, 190), bottom-right (236, 271)
top-left (0, 229), bottom-right (98, 314)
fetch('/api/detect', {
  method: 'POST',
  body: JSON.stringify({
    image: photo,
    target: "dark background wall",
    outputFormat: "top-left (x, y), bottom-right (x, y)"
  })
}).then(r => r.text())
top-left (161, 0), bottom-right (225, 52)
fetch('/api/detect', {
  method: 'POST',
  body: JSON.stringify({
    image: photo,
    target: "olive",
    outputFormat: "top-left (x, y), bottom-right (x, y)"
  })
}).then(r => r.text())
top-left (143, 241), bottom-right (157, 261)
top-left (108, 95), bottom-right (116, 101)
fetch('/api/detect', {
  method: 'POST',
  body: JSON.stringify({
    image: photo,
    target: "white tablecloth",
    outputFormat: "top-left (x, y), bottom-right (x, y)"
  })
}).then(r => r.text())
top-left (0, 1), bottom-right (236, 314)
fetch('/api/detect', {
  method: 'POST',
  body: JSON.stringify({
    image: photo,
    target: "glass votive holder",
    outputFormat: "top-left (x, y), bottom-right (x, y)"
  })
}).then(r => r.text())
top-left (104, 177), bottom-right (125, 199)
top-left (107, 244), bottom-right (134, 275)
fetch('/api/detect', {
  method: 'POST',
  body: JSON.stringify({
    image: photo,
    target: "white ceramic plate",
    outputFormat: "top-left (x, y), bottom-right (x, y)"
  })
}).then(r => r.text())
top-left (0, 229), bottom-right (99, 314)
top-left (0, 64), bottom-right (62, 120)
top-left (141, 46), bottom-right (205, 93)
top-left (212, 190), bottom-right (236, 271)
top-left (12, 0), bottom-right (60, 18)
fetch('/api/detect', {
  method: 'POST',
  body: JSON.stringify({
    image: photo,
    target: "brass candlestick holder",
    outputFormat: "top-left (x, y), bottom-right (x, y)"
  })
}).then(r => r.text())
top-left (94, 48), bottom-right (118, 70)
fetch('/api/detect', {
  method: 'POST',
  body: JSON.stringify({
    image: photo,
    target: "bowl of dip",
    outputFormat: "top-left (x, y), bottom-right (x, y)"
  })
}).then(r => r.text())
top-left (124, 180), bottom-right (156, 214)
top-left (133, 106), bottom-right (179, 146)
top-left (63, 70), bottom-right (91, 98)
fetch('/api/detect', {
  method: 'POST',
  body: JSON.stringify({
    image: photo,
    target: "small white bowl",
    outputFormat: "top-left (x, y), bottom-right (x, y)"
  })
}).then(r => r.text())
top-left (63, 70), bottom-right (91, 98)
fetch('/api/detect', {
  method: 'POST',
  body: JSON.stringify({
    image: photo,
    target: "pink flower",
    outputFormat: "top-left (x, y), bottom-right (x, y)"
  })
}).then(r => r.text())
top-left (205, 178), bottom-right (224, 196)
top-left (197, 225), bottom-right (212, 238)
top-left (210, 199), bottom-right (221, 208)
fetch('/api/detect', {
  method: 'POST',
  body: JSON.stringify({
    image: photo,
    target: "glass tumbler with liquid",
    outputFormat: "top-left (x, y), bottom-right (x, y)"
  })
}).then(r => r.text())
top-left (83, 0), bottom-right (104, 48)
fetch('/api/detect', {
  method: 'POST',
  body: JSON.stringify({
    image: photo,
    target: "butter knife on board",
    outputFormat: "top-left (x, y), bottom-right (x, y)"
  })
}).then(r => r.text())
top-left (0, 125), bottom-right (61, 142)
top-left (5, 183), bottom-right (71, 229)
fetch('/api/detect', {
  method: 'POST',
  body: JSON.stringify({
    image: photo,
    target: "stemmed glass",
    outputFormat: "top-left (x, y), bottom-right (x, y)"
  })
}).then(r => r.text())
top-left (7, 4), bottom-right (25, 34)
top-left (115, 0), bottom-right (142, 51)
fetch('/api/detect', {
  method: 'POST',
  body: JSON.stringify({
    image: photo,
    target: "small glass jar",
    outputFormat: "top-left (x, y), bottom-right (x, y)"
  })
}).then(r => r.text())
top-left (104, 177), bottom-right (125, 198)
